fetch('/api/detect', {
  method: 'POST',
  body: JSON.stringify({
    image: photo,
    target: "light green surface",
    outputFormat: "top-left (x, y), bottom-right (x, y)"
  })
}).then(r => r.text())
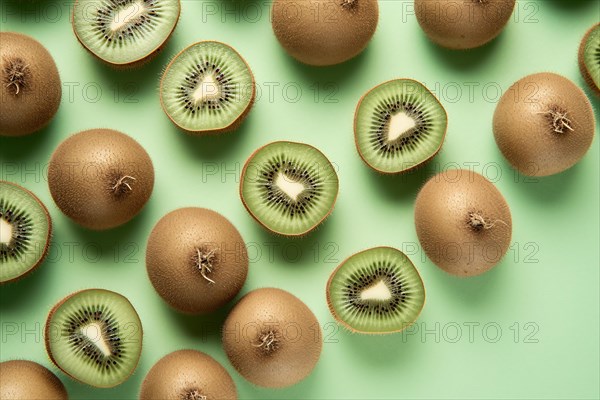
top-left (1, 1), bottom-right (599, 399)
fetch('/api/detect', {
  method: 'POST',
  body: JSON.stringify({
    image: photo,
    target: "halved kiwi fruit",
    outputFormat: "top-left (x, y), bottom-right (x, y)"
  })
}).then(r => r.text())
top-left (0, 32), bottom-right (61, 136)
top-left (415, 0), bottom-right (516, 50)
top-left (1, 181), bottom-right (52, 284)
top-left (0, 360), bottom-right (68, 400)
top-left (240, 141), bottom-right (339, 236)
top-left (579, 23), bottom-right (600, 96)
top-left (326, 247), bottom-right (425, 334)
top-left (146, 207), bottom-right (249, 314)
top-left (48, 129), bottom-right (154, 230)
top-left (72, 0), bottom-right (181, 66)
top-left (160, 41), bottom-right (255, 134)
top-left (415, 170), bottom-right (512, 277)
top-left (493, 72), bottom-right (595, 177)
top-left (44, 288), bottom-right (143, 388)
top-left (222, 288), bottom-right (322, 388)
top-left (271, 0), bottom-right (379, 66)
top-left (354, 79), bottom-right (447, 174)
top-left (140, 350), bottom-right (237, 400)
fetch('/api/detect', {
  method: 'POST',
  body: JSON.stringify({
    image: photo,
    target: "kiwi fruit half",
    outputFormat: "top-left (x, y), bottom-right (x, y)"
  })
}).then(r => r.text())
top-left (415, 0), bottom-right (516, 50)
top-left (493, 72), bottom-right (595, 177)
top-left (140, 350), bottom-right (237, 400)
top-left (72, 0), bottom-right (181, 66)
top-left (0, 32), bottom-right (61, 136)
top-left (44, 288), bottom-right (143, 388)
top-left (415, 169), bottom-right (512, 277)
top-left (240, 141), bottom-right (339, 236)
top-left (326, 247), bottom-right (425, 334)
top-left (271, 0), bottom-right (379, 66)
top-left (579, 23), bottom-right (600, 96)
top-left (48, 129), bottom-right (154, 230)
top-left (146, 207), bottom-right (249, 314)
top-left (354, 79), bottom-right (447, 174)
top-left (222, 288), bottom-right (322, 388)
top-left (160, 41), bottom-right (255, 134)
top-left (1, 181), bottom-right (52, 284)
top-left (0, 360), bottom-right (67, 400)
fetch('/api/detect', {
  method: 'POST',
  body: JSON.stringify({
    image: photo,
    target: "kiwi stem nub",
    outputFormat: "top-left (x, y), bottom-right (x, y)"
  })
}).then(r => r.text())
top-left (195, 248), bottom-right (216, 284)
top-left (340, 0), bottom-right (357, 8)
top-left (537, 110), bottom-right (575, 134)
top-left (111, 175), bottom-right (136, 193)
top-left (252, 331), bottom-right (278, 353)
top-left (182, 390), bottom-right (207, 400)
top-left (468, 213), bottom-right (507, 231)
top-left (4, 59), bottom-right (29, 96)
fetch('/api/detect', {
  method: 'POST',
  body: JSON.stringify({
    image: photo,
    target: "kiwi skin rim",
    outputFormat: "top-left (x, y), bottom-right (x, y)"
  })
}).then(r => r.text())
top-left (325, 246), bottom-right (426, 335)
top-left (578, 23), bottom-right (600, 97)
top-left (239, 141), bottom-right (339, 237)
top-left (354, 78), bottom-right (448, 175)
top-left (71, 0), bottom-right (181, 68)
top-left (0, 181), bottom-right (52, 285)
top-left (44, 289), bottom-right (143, 389)
top-left (159, 41), bottom-right (256, 135)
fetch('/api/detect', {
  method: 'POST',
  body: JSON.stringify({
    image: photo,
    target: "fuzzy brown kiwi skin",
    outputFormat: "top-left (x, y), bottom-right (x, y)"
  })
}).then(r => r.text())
top-left (493, 72), bottom-right (596, 177)
top-left (354, 79), bottom-right (448, 175)
top-left (222, 288), bottom-right (322, 388)
top-left (44, 289), bottom-right (143, 389)
top-left (415, 0), bottom-right (516, 50)
top-left (325, 246), bottom-right (426, 335)
top-left (71, 0), bottom-right (181, 69)
top-left (145, 207), bottom-right (249, 314)
top-left (0, 181), bottom-right (52, 285)
top-left (0, 32), bottom-right (61, 137)
top-left (159, 41), bottom-right (256, 135)
top-left (239, 141), bottom-right (339, 237)
top-left (578, 23), bottom-right (600, 97)
top-left (414, 169), bottom-right (512, 277)
top-left (139, 350), bottom-right (237, 400)
top-left (0, 360), bottom-right (68, 400)
top-left (271, 0), bottom-right (379, 66)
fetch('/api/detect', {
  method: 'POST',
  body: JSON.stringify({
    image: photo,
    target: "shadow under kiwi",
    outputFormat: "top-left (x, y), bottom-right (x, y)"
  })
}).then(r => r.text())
top-left (0, 120), bottom-right (56, 162)
top-left (546, 0), bottom-right (597, 11)
top-left (367, 160), bottom-right (437, 204)
top-left (420, 32), bottom-right (502, 71)
top-left (0, 254), bottom-right (55, 310)
top-left (162, 299), bottom-right (233, 344)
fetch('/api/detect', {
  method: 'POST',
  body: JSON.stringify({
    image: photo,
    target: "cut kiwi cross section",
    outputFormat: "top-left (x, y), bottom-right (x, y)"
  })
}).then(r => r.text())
top-left (72, 0), bottom-right (181, 66)
top-left (160, 41), bottom-right (255, 133)
top-left (579, 23), bottom-right (600, 96)
top-left (1, 181), bottom-right (51, 284)
top-left (327, 247), bottom-right (425, 334)
top-left (354, 79), bottom-right (447, 174)
top-left (240, 141), bottom-right (339, 236)
top-left (45, 289), bottom-right (143, 388)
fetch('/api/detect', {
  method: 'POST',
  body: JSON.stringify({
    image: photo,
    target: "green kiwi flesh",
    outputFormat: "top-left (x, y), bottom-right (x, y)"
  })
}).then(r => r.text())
top-left (415, 0), bottom-right (516, 50)
top-left (414, 170), bottom-right (512, 276)
top-left (579, 23), bottom-right (600, 96)
top-left (140, 350), bottom-right (237, 400)
top-left (493, 72), bottom-right (595, 177)
top-left (0, 32), bottom-right (61, 136)
top-left (160, 41), bottom-right (255, 133)
top-left (271, 0), bottom-right (379, 66)
top-left (222, 288), bottom-right (322, 388)
top-left (44, 289), bottom-right (143, 388)
top-left (48, 129), bottom-right (154, 230)
top-left (0, 360), bottom-right (68, 400)
top-left (146, 207), bottom-right (249, 314)
top-left (240, 141), bottom-right (339, 236)
top-left (72, 0), bottom-right (181, 66)
top-left (1, 181), bottom-right (52, 284)
top-left (354, 79), bottom-right (447, 174)
top-left (327, 247), bottom-right (425, 334)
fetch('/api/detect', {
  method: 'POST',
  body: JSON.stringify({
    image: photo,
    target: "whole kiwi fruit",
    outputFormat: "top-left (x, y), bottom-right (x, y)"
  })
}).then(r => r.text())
top-left (271, 0), bottom-right (379, 66)
top-left (415, 0), bottom-right (516, 50)
top-left (493, 72), bottom-right (595, 176)
top-left (140, 350), bottom-right (237, 400)
top-left (48, 129), bottom-right (154, 230)
top-left (222, 288), bottom-right (322, 388)
top-left (414, 169), bottom-right (512, 277)
top-left (146, 207), bottom-right (248, 314)
top-left (0, 32), bottom-right (61, 136)
top-left (0, 360), bottom-right (68, 400)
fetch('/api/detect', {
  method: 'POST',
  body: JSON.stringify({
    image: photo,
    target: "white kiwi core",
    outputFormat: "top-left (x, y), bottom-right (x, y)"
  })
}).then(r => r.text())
top-left (0, 218), bottom-right (13, 245)
top-left (110, 1), bottom-right (147, 32)
top-left (360, 280), bottom-right (392, 301)
top-left (192, 74), bottom-right (221, 104)
top-left (387, 111), bottom-right (416, 142)
top-left (80, 322), bottom-right (112, 357)
top-left (275, 172), bottom-right (305, 201)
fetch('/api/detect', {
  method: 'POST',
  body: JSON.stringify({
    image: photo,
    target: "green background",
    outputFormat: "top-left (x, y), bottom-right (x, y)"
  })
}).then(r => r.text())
top-left (1, 0), bottom-right (599, 399)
